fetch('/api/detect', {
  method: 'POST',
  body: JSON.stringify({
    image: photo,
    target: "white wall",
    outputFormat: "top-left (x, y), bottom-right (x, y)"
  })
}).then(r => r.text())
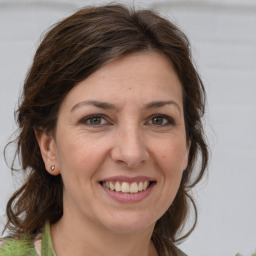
top-left (0, 1), bottom-right (255, 255)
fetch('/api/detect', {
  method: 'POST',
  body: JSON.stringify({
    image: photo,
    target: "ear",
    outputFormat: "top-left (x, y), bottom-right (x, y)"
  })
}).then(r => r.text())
top-left (34, 128), bottom-right (60, 176)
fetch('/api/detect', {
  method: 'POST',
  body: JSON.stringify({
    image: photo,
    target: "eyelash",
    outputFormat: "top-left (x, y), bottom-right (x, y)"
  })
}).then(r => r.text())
top-left (78, 114), bottom-right (175, 127)
top-left (79, 114), bottom-right (109, 127)
top-left (147, 114), bottom-right (175, 127)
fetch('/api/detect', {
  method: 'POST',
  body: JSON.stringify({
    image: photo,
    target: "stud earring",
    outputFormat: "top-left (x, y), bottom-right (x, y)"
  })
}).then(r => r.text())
top-left (50, 165), bottom-right (55, 171)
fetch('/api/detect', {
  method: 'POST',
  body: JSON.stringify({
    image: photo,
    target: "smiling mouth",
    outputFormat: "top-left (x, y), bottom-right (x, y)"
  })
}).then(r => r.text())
top-left (99, 181), bottom-right (156, 194)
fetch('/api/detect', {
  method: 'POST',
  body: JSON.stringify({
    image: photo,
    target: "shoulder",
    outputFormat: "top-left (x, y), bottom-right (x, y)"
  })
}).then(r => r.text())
top-left (0, 236), bottom-right (38, 256)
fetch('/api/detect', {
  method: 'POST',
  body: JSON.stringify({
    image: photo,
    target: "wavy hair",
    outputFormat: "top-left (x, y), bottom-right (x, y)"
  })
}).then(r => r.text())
top-left (3, 3), bottom-right (208, 254)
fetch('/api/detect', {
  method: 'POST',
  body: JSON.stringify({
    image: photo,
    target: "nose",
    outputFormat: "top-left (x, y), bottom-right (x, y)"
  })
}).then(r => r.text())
top-left (110, 124), bottom-right (149, 169)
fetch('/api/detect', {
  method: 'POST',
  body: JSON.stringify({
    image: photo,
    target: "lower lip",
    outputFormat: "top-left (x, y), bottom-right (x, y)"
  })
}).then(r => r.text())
top-left (101, 184), bottom-right (155, 203)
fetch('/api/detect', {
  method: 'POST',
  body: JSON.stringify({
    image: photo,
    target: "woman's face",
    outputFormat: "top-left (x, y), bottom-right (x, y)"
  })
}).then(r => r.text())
top-left (44, 51), bottom-right (189, 234)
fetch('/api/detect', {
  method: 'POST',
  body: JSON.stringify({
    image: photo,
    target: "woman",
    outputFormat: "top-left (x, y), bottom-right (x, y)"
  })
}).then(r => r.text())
top-left (0, 4), bottom-right (208, 256)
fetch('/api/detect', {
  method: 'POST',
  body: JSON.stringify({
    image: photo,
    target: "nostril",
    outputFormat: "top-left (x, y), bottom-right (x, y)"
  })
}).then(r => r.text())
top-left (110, 141), bottom-right (149, 169)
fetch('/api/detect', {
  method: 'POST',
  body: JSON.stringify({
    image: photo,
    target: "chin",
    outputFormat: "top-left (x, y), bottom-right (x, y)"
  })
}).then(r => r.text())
top-left (109, 223), bottom-right (154, 235)
top-left (102, 213), bottom-right (156, 234)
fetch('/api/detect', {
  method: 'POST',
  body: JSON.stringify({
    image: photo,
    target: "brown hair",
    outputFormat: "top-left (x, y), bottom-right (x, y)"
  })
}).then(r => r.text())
top-left (3, 3), bottom-right (208, 253)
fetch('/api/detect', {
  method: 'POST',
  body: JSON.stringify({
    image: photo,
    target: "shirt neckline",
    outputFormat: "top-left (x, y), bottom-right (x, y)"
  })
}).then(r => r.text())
top-left (41, 221), bottom-right (56, 256)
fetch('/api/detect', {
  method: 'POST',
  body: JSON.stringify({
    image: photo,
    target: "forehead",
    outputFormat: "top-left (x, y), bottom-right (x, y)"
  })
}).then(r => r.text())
top-left (85, 51), bottom-right (180, 86)
top-left (59, 51), bottom-right (183, 112)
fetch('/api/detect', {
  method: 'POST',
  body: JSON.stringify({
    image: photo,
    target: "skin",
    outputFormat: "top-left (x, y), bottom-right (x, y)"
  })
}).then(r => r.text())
top-left (36, 51), bottom-right (189, 256)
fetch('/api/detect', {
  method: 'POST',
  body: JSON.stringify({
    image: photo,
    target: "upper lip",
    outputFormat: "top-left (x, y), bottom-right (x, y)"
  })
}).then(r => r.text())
top-left (100, 176), bottom-right (156, 183)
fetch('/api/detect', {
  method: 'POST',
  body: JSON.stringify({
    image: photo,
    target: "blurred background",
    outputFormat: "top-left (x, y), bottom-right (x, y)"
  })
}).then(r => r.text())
top-left (0, 0), bottom-right (255, 255)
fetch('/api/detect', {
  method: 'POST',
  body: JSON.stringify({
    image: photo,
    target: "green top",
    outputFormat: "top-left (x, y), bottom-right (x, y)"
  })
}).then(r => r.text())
top-left (0, 222), bottom-right (187, 256)
top-left (0, 222), bottom-right (56, 256)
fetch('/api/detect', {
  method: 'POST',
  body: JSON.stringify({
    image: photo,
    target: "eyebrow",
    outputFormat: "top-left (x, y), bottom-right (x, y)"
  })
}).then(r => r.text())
top-left (144, 100), bottom-right (181, 114)
top-left (71, 100), bottom-right (181, 114)
top-left (71, 100), bottom-right (116, 112)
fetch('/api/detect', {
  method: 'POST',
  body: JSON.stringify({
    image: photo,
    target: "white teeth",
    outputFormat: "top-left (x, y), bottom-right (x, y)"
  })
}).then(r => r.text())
top-left (109, 181), bottom-right (115, 191)
top-left (115, 182), bottom-right (121, 192)
top-left (130, 182), bottom-right (139, 193)
top-left (143, 181), bottom-right (149, 190)
top-left (102, 181), bottom-right (151, 193)
top-left (138, 181), bottom-right (143, 191)
top-left (121, 182), bottom-right (130, 193)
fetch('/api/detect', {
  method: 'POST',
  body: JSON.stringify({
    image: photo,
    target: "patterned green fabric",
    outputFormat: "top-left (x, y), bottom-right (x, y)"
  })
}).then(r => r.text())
top-left (41, 221), bottom-right (56, 256)
top-left (0, 222), bottom-right (187, 256)
top-left (0, 237), bottom-right (37, 256)
top-left (0, 222), bottom-right (56, 256)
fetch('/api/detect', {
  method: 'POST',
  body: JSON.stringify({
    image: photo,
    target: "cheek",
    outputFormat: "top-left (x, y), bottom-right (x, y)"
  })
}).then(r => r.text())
top-left (55, 134), bottom-right (109, 178)
top-left (157, 140), bottom-right (187, 171)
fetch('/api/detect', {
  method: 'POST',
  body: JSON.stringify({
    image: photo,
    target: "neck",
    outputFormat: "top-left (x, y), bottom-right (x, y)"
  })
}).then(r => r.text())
top-left (51, 213), bottom-right (158, 256)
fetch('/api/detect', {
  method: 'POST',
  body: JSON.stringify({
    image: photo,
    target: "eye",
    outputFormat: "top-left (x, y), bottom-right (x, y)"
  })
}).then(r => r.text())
top-left (147, 114), bottom-right (174, 127)
top-left (79, 114), bottom-right (108, 127)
